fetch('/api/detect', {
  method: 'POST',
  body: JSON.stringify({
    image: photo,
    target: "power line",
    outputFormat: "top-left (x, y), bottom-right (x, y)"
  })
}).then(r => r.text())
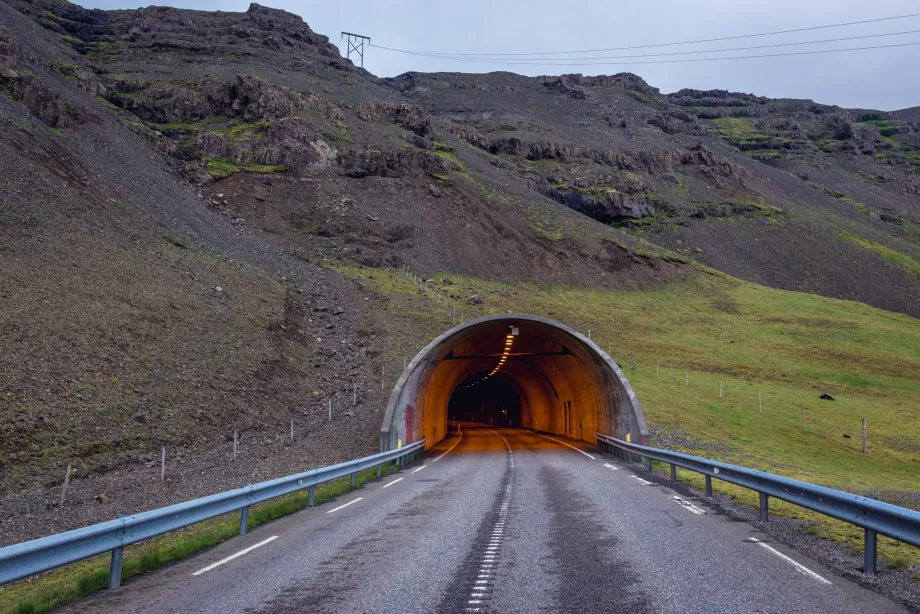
top-left (368, 12), bottom-right (920, 57)
top-left (371, 29), bottom-right (920, 64)
top-left (372, 41), bottom-right (920, 67)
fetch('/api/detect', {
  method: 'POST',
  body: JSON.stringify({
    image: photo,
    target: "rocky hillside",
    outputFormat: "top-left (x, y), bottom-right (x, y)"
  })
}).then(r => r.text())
top-left (0, 0), bottom-right (918, 540)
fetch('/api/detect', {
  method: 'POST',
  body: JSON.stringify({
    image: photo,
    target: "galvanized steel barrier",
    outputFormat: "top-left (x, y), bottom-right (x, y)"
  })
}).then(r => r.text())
top-left (0, 440), bottom-right (426, 589)
top-left (595, 432), bottom-right (920, 574)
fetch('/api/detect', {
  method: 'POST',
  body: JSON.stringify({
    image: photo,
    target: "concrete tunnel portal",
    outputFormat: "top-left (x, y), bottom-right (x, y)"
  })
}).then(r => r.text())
top-left (380, 314), bottom-right (649, 451)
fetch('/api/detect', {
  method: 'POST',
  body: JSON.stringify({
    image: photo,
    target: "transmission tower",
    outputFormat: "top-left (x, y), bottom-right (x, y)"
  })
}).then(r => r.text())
top-left (341, 32), bottom-right (371, 68)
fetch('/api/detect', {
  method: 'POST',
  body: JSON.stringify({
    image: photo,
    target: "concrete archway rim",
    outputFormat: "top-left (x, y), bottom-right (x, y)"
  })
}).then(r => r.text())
top-left (379, 313), bottom-right (648, 450)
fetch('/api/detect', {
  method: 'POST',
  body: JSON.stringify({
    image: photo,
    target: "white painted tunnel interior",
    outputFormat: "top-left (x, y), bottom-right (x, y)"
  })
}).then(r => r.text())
top-left (380, 314), bottom-right (649, 450)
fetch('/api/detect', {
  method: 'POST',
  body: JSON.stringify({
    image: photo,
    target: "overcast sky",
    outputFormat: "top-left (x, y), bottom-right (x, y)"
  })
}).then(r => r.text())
top-left (81, 0), bottom-right (920, 111)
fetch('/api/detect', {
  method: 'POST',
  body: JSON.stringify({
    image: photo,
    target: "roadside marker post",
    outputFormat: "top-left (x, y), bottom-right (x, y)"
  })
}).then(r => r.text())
top-left (60, 464), bottom-right (71, 508)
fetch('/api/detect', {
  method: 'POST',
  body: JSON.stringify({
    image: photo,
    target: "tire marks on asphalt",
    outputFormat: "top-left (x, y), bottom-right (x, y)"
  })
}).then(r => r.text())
top-left (540, 465), bottom-right (652, 613)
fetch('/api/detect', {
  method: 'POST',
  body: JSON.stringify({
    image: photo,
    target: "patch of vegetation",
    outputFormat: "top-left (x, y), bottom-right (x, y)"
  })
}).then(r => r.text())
top-left (855, 119), bottom-right (903, 138)
top-left (808, 183), bottom-right (871, 214)
top-left (216, 120), bottom-right (271, 147)
top-left (435, 149), bottom-right (484, 190)
top-left (523, 205), bottom-right (565, 241)
top-left (0, 110), bottom-right (34, 134)
top-left (0, 463), bottom-right (405, 614)
top-left (551, 183), bottom-right (618, 198)
top-left (337, 265), bottom-right (920, 570)
top-left (433, 140), bottom-right (454, 152)
top-left (712, 117), bottom-right (772, 150)
top-left (205, 158), bottom-right (289, 179)
top-left (744, 149), bottom-right (783, 161)
top-left (807, 135), bottom-right (846, 153)
top-left (839, 232), bottom-right (920, 276)
top-left (627, 90), bottom-right (665, 106)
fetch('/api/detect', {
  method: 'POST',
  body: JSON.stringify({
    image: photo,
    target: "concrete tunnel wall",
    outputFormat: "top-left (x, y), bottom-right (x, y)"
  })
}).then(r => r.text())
top-left (379, 314), bottom-right (649, 451)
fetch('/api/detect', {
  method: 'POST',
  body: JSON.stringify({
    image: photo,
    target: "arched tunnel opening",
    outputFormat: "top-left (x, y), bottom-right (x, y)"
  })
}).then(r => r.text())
top-left (448, 374), bottom-right (521, 427)
top-left (380, 314), bottom-right (649, 450)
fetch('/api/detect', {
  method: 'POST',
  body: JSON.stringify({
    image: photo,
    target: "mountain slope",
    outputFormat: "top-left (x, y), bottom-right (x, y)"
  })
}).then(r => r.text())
top-left (0, 0), bottom-right (918, 548)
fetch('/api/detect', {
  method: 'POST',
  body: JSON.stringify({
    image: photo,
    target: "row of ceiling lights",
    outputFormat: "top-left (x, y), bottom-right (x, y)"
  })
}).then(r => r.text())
top-left (460, 328), bottom-right (517, 390)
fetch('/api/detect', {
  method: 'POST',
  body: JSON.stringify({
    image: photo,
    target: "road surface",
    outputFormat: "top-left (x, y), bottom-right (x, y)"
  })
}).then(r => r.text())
top-left (61, 426), bottom-right (906, 613)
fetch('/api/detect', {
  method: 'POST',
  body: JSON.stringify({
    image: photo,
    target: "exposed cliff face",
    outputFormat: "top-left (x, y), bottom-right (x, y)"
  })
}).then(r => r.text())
top-left (3, 0), bottom-right (919, 323)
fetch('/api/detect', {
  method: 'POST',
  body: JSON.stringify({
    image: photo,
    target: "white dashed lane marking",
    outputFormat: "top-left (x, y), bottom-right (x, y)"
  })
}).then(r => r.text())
top-left (326, 497), bottom-right (363, 514)
top-left (191, 536), bottom-right (278, 576)
top-left (412, 465), bottom-right (427, 473)
top-left (672, 495), bottom-right (705, 515)
top-left (382, 477), bottom-right (403, 488)
top-left (746, 538), bottom-right (832, 584)
top-left (603, 463), bottom-right (619, 471)
top-left (629, 474), bottom-right (653, 485)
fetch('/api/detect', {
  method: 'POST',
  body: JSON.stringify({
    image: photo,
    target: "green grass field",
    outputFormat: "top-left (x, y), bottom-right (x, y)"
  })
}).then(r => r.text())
top-left (344, 265), bottom-right (920, 571)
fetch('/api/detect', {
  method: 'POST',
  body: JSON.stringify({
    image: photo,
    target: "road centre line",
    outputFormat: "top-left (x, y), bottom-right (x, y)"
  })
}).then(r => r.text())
top-left (191, 536), bottom-right (278, 576)
top-left (382, 477), bottom-right (403, 488)
top-left (412, 465), bottom-right (427, 473)
top-left (432, 426), bottom-right (463, 462)
top-left (531, 432), bottom-right (596, 459)
top-left (747, 538), bottom-right (832, 584)
top-left (326, 497), bottom-right (363, 514)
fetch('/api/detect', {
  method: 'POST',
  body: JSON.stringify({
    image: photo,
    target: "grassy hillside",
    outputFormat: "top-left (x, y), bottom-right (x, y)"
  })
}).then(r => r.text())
top-left (342, 264), bottom-right (920, 569)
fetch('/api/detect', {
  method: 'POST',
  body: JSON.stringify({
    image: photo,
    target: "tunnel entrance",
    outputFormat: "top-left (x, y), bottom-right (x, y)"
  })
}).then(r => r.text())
top-left (448, 374), bottom-right (521, 427)
top-left (380, 314), bottom-right (648, 450)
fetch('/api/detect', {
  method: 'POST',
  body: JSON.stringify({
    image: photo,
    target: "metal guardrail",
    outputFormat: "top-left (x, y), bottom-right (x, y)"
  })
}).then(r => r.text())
top-left (0, 440), bottom-right (426, 589)
top-left (595, 432), bottom-right (920, 574)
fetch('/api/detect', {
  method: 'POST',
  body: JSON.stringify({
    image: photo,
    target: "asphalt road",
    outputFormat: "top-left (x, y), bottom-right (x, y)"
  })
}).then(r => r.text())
top-left (60, 426), bottom-right (906, 613)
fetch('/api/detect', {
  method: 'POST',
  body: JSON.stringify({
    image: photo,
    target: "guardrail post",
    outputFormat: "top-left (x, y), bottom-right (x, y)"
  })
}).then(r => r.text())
top-left (864, 529), bottom-right (877, 574)
top-left (376, 463), bottom-right (382, 478)
top-left (705, 475), bottom-right (713, 497)
top-left (239, 505), bottom-right (250, 535)
top-left (350, 472), bottom-right (357, 489)
top-left (109, 546), bottom-right (124, 589)
top-left (670, 464), bottom-right (677, 482)
top-left (645, 456), bottom-right (652, 472)
top-left (759, 493), bottom-right (768, 522)
top-left (626, 451), bottom-right (633, 464)
top-left (308, 485), bottom-right (316, 507)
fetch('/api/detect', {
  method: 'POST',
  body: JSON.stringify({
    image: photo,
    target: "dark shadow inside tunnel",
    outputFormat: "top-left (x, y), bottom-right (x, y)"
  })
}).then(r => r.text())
top-left (448, 374), bottom-right (521, 427)
top-left (380, 314), bottom-right (648, 450)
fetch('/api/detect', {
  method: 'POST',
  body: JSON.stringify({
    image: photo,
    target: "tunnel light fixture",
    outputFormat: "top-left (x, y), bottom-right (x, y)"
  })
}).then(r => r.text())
top-left (460, 328), bottom-right (517, 389)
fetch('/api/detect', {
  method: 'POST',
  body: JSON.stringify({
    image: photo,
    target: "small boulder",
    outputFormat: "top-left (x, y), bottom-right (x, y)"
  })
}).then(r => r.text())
top-left (428, 183), bottom-right (442, 198)
top-left (843, 433), bottom-right (851, 438)
top-left (467, 295), bottom-right (483, 305)
top-left (819, 392), bottom-right (835, 400)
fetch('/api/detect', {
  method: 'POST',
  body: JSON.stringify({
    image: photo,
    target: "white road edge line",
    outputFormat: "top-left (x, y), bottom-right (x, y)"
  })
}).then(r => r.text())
top-left (412, 465), bottom-right (427, 473)
top-left (383, 477), bottom-right (403, 488)
top-left (432, 426), bottom-right (463, 462)
top-left (192, 536), bottom-right (278, 576)
top-left (326, 497), bottom-right (364, 514)
top-left (672, 495), bottom-right (705, 515)
top-left (747, 538), bottom-right (832, 585)
top-left (629, 474), bottom-right (653, 485)
top-left (603, 463), bottom-right (619, 471)
top-left (531, 432), bottom-right (596, 459)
